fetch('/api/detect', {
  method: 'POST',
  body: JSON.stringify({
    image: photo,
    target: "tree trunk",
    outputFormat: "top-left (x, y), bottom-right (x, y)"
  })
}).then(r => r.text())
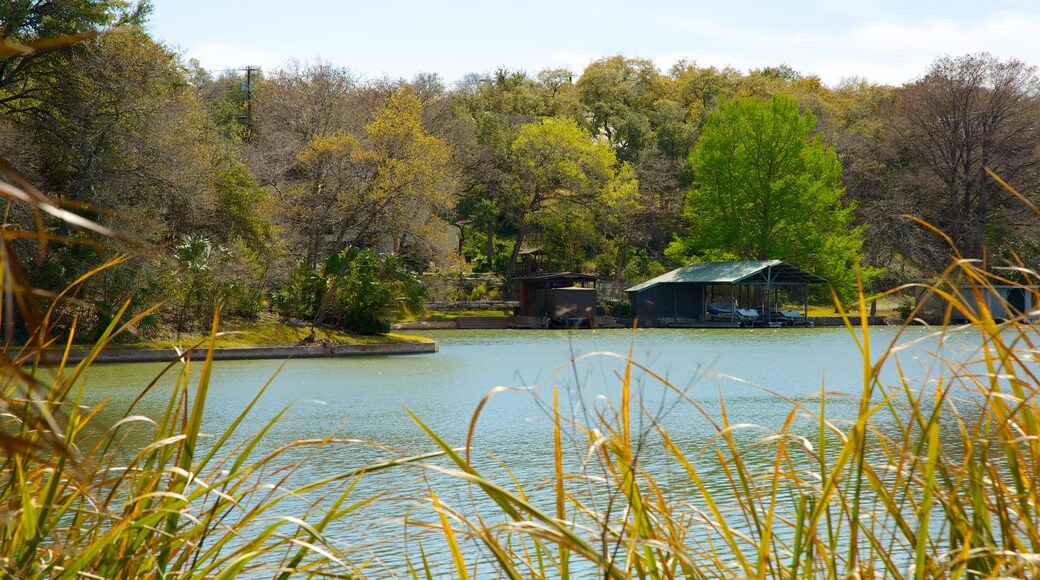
top-left (613, 245), bottom-right (628, 297)
top-left (454, 222), bottom-right (466, 256)
top-left (485, 223), bottom-right (495, 271)
top-left (506, 226), bottom-right (526, 279)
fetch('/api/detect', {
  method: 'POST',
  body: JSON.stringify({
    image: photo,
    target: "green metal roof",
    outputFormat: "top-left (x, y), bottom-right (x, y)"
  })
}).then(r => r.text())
top-left (625, 260), bottom-right (827, 293)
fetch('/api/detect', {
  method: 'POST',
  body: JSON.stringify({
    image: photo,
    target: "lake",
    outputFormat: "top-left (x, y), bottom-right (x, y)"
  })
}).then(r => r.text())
top-left (68, 325), bottom-right (982, 575)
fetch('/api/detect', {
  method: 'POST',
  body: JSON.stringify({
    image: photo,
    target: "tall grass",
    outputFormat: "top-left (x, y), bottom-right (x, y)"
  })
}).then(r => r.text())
top-left (3, 140), bottom-right (1039, 577)
top-left (399, 185), bottom-right (1040, 577)
top-left (403, 272), bottom-right (1040, 577)
top-left (0, 157), bottom-right (438, 577)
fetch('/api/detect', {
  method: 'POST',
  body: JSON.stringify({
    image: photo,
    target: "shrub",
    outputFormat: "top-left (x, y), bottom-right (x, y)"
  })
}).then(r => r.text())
top-left (273, 248), bottom-right (426, 334)
top-left (896, 295), bottom-right (916, 320)
top-left (598, 296), bottom-right (631, 317)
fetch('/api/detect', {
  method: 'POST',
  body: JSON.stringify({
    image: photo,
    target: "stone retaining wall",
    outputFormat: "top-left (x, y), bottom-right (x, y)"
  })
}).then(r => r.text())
top-left (425, 300), bottom-right (518, 311)
top-left (32, 341), bottom-right (438, 365)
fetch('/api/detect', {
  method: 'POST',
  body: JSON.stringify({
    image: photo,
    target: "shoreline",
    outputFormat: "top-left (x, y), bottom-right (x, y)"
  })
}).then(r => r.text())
top-left (30, 341), bottom-right (438, 365)
top-left (391, 315), bottom-right (896, 330)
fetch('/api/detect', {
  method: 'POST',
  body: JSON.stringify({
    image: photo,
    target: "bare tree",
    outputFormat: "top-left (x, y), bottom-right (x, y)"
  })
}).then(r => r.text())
top-left (893, 53), bottom-right (1040, 263)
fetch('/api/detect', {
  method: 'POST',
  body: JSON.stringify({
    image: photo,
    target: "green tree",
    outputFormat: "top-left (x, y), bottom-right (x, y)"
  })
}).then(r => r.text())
top-left (577, 56), bottom-right (663, 161)
top-left (673, 94), bottom-right (870, 300)
top-left (505, 117), bottom-right (617, 275)
top-left (595, 162), bottom-right (644, 288)
top-left (449, 67), bottom-right (575, 275)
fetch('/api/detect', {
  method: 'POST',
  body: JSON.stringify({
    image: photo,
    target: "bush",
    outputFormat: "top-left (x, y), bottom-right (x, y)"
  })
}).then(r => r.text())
top-left (273, 248), bottom-right (426, 334)
top-left (598, 296), bottom-right (631, 317)
top-left (896, 295), bottom-right (916, 319)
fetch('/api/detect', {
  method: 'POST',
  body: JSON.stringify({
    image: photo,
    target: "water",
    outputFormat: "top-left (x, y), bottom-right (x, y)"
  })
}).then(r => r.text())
top-left (59, 325), bottom-right (986, 574)
top-left (71, 327), bottom-right (949, 459)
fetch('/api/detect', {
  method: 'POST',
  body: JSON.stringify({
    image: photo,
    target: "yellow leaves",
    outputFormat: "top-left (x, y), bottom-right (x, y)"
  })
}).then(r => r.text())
top-left (295, 130), bottom-right (363, 168)
top-left (363, 88), bottom-right (454, 214)
top-left (286, 86), bottom-right (455, 256)
top-left (365, 88), bottom-right (425, 147)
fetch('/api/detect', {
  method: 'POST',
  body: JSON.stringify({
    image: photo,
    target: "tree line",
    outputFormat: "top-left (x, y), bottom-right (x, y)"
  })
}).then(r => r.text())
top-left (2, 1), bottom-right (1039, 335)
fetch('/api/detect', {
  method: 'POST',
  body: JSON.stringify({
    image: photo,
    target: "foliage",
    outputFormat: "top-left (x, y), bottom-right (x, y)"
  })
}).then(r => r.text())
top-left (460, 229), bottom-right (512, 273)
top-left (0, 25), bottom-right (278, 337)
top-left (213, 156), bottom-right (276, 249)
top-left (505, 116), bottom-right (620, 275)
top-left (0, 0), bottom-right (148, 102)
top-left (597, 296), bottom-right (631, 317)
top-left (265, 76), bottom-right (455, 269)
top-left (895, 295), bottom-right (915, 320)
top-left (619, 248), bottom-right (668, 285)
top-left (273, 248), bottom-right (426, 335)
top-left (577, 56), bottom-right (664, 161)
top-left (165, 234), bottom-right (266, 332)
top-left (674, 94), bottom-right (875, 301)
top-left (531, 203), bottom-right (606, 273)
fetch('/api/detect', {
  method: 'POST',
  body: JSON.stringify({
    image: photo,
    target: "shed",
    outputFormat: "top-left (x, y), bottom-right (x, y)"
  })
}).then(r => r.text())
top-left (625, 260), bottom-right (826, 327)
top-left (949, 284), bottom-right (1037, 323)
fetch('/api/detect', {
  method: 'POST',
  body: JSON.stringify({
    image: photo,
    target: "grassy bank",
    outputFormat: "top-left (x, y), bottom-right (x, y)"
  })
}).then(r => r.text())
top-left (109, 313), bottom-right (433, 350)
top-left (393, 308), bottom-right (511, 324)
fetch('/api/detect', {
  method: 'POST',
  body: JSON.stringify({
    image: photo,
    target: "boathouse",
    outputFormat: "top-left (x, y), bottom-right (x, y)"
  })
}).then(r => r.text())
top-left (513, 249), bottom-right (600, 328)
top-left (625, 260), bottom-right (826, 327)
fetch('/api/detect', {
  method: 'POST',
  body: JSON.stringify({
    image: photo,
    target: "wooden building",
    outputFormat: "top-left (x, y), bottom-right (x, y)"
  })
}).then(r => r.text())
top-left (512, 249), bottom-right (602, 328)
top-left (626, 260), bottom-right (826, 327)
top-left (515, 272), bottom-right (599, 328)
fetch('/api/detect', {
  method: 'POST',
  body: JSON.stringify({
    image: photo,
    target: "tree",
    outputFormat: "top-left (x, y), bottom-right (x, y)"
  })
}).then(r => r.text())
top-left (3, 27), bottom-right (249, 244)
top-left (892, 53), bottom-right (1040, 264)
top-left (1, 25), bottom-right (275, 332)
top-left (576, 57), bottom-right (701, 276)
top-left (577, 56), bottom-right (663, 161)
top-left (449, 67), bottom-right (579, 274)
top-left (273, 85), bottom-right (454, 268)
top-left (0, 1), bottom-right (148, 104)
top-left (595, 162), bottom-right (645, 289)
top-left (504, 117), bottom-right (617, 275)
top-left (674, 94), bottom-right (869, 300)
top-left (828, 78), bottom-right (924, 284)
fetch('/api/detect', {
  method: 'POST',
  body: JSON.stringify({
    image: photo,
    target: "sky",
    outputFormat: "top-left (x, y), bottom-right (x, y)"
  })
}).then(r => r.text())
top-left (145, 0), bottom-right (1040, 87)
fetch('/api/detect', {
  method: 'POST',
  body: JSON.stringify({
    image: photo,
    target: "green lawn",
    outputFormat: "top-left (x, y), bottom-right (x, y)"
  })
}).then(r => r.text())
top-left (393, 309), bottom-right (511, 323)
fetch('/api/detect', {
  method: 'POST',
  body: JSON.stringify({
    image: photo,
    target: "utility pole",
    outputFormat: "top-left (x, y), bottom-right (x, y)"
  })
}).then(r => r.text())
top-left (241, 65), bottom-right (258, 141)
